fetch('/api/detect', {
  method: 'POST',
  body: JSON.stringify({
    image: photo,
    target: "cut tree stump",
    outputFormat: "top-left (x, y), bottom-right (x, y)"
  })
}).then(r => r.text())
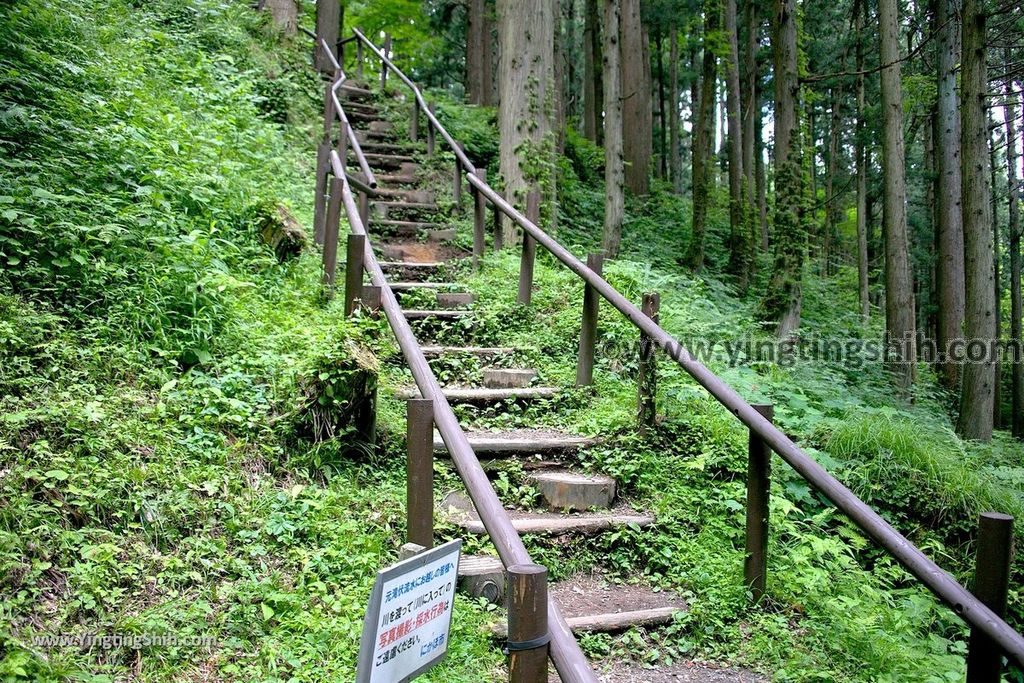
top-left (257, 203), bottom-right (307, 261)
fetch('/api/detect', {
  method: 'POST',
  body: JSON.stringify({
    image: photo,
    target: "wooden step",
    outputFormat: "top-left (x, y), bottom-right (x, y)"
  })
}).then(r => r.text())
top-left (432, 430), bottom-right (597, 455)
top-left (458, 554), bottom-right (504, 603)
top-left (482, 368), bottom-right (537, 389)
top-left (339, 84), bottom-right (374, 100)
top-left (389, 281), bottom-right (456, 291)
top-left (374, 201), bottom-right (438, 214)
top-left (373, 172), bottom-right (418, 186)
top-left (345, 109), bottom-right (381, 123)
top-left (421, 346), bottom-right (515, 357)
top-left (379, 261), bottom-right (445, 280)
top-left (341, 101), bottom-right (377, 116)
top-left (360, 141), bottom-right (424, 154)
top-left (402, 309), bottom-right (469, 320)
top-left (492, 607), bottom-right (681, 637)
top-left (528, 470), bottom-right (617, 511)
top-left (374, 189), bottom-right (435, 203)
top-left (397, 386), bottom-right (559, 403)
top-left (365, 153), bottom-right (417, 170)
top-left (455, 509), bottom-right (652, 536)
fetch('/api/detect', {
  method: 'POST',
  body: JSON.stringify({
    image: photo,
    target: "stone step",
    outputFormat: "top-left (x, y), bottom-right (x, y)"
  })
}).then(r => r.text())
top-left (435, 292), bottom-right (475, 308)
top-left (458, 554), bottom-right (504, 603)
top-left (420, 346), bottom-right (516, 357)
top-left (346, 108), bottom-right (381, 123)
top-left (402, 309), bottom-right (470, 321)
top-left (397, 386), bottom-right (559, 403)
top-left (373, 172), bottom-right (418, 186)
top-left (389, 281), bottom-right (457, 292)
top-left (359, 141), bottom-right (424, 154)
top-left (493, 607), bottom-right (681, 638)
top-left (341, 101), bottom-right (377, 116)
top-left (339, 84), bottom-right (374, 100)
top-left (528, 471), bottom-right (616, 511)
top-left (432, 430), bottom-right (597, 455)
top-left (365, 153), bottom-right (417, 170)
top-left (482, 368), bottom-right (537, 389)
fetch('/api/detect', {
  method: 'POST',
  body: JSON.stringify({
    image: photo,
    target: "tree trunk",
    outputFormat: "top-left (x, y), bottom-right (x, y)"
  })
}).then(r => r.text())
top-left (991, 115), bottom-right (1002, 430)
top-left (564, 0), bottom-right (578, 125)
top-left (823, 86), bottom-right (841, 279)
top-left (620, 0), bottom-right (652, 195)
top-left (1005, 63), bottom-right (1022, 438)
top-left (724, 0), bottom-right (748, 290)
top-left (483, 2), bottom-right (497, 106)
top-left (855, 0), bottom-right (869, 324)
top-left (265, 0), bottom-right (297, 35)
top-left (669, 26), bottom-right (682, 193)
top-left (934, 0), bottom-right (965, 391)
top-left (878, 0), bottom-right (916, 387)
top-left (760, 0), bottom-right (803, 337)
top-left (741, 0), bottom-right (760, 251)
top-left (958, 0), bottom-right (995, 441)
top-left (656, 31), bottom-right (668, 179)
top-left (466, 0), bottom-right (486, 104)
top-left (583, 0), bottom-right (600, 141)
top-left (755, 76), bottom-right (767, 248)
top-left (554, 0), bottom-right (567, 154)
top-left (602, 0), bottom-right (625, 257)
top-left (314, 0), bottom-right (340, 72)
top-left (686, 0), bottom-right (719, 271)
top-left (498, 0), bottom-right (556, 244)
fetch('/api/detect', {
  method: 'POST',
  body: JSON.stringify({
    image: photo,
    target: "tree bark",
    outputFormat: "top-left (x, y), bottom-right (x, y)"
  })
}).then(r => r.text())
top-left (669, 25), bottom-right (682, 193)
top-left (483, 2), bottom-right (497, 106)
top-left (1005, 65), bottom-right (1022, 438)
top-left (314, 0), bottom-right (340, 72)
top-left (602, 0), bottom-right (625, 257)
top-left (934, 0), bottom-right (965, 391)
top-left (656, 31), bottom-right (668, 179)
top-left (620, 0), bottom-right (652, 195)
top-left (583, 0), bottom-right (599, 141)
top-left (741, 0), bottom-right (759, 248)
top-left (958, 0), bottom-right (995, 441)
top-left (823, 86), bottom-right (841, 279)
top-left (855, 0), bottom-right (869, 324)
top-left (992, 116), bottom-right (1002, 430)
top-left (760, 0), bottom-right (803, 337)
top-left (497, 0), bottom-right (556, 243)
top-left (724, 0), bottom-right (748, 289)
top-left (686, 0), bottom-right (719, 271)
top-left (466, 0), bottom-right (486, 104)
top-left (878, 0), bottom-right (917, 387)
top-left (755, 76), bottom-right (767, 248)
top-left (265, 0), bottom-right (297, 35)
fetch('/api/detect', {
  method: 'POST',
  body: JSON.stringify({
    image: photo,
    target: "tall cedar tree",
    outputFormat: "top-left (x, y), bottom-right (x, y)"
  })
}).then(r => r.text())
top-left (761, 0), bottom-right (803, 337)
top-left (686, 0), bottom-right (719, 271)
top-left (724, 0), bottom-right (750, 289)
top-left (602, 0), bottom-right (625, 257)
top-left (878, 0), bottom-right (916, 387)
top-left (958, 0), bottom-right (995, 440)
top-left (1006, 57), bottom-right (1023, 438)
top-left (620, 0), bottom-right (652, 195)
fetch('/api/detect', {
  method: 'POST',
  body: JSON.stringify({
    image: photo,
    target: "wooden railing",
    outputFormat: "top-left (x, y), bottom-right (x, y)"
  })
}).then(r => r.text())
top-left (312, 26), bottom-right (1023, 683)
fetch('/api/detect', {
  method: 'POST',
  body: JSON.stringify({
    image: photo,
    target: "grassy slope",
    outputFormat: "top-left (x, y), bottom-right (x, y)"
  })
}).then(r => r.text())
top-left (0, 2), bottom-right (500, 681)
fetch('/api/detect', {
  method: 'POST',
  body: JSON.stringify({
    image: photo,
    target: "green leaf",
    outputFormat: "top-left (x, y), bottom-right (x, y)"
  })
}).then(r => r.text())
top-left (260, 603), bottom-right (274, 620)
top-left (44, 469), bottom-right (69, 481)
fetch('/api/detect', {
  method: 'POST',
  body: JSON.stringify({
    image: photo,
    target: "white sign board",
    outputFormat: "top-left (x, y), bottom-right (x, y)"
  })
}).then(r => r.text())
top-left (356, 539), bottom-right (462, 683)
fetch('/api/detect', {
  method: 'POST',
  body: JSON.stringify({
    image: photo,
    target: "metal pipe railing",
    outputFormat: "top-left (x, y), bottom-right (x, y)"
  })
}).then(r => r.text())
top-left (464, 171), bottom-right (1024, 668)
top-left (336, 25), bottom-right (1024, 676)
top-left (330, 152), bottom-right (599, 683)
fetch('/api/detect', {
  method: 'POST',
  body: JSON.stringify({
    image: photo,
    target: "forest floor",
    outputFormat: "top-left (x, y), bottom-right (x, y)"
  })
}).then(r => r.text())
top-left (2, 1), bottom-right (1024, 682)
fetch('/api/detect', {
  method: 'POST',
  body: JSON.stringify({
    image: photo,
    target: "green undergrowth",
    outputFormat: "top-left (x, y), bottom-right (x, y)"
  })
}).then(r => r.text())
top-left (366, 92), bottom-right (1024, 680)
top-left (0, 1), bottom-right (501, 681)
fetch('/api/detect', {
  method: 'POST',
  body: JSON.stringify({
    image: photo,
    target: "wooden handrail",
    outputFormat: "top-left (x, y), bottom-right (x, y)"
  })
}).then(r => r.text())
top-left (329, 151), bottom-right (599, 683)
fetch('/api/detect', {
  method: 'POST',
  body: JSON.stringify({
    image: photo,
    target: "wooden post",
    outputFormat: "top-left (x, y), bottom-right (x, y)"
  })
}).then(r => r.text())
top-left (313, 140), bottom-right (331, 245)
top-left (506, 563), bottom-right (548, 683)
top-left (410, 99), bottom-right (419, 142)
top-left (380, 33), bottom-right (392, 91)
top-left (473, 169), bottom-right (486, 270)
top-left (336, 119), bottom-right (349, 166)
top-left (575, 252), bottom-right (603, 386)
top-left (322, 177), bottom-right (343, 289)
top-left (492, 188), bottom-right (504, 250)
top-left (427, 103), bottom-right (436, 157)
top-left (345, 234), bottom-right (365, 317)
top-left (356, 39), bottom-right (364, 78)
top-left (314, 0), bottom-right (340, 73)
top-left (406, 399), bottom-right (434, 548)
top-left (361, 285), bottom-right (382, 313)
top-left (453, 151), bottom-right (463, 213)
top-left (744, 403), bottom-right (774, 603)
top-left (358, 191), bottom-right (370, 228)
top-left (637, 292), bottom-right (661, 432)
top-left (518, 189), bottom-right (540, 305)
top-left (966, 512), bottom-right (1014, 683)
top-left (322, 77), bottom-right (336, 139)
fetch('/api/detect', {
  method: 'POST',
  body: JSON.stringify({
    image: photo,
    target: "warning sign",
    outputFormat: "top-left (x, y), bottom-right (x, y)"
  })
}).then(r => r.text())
top-left (356, 539), bottom-right (462, 682)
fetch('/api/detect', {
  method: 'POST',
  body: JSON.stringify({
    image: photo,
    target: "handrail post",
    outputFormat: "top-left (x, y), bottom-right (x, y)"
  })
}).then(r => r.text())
top-left (336, 118), bottom-right (349, 167)
top-left (356, 39), bottom-right (364, 78)
top-left (406, 398), bottom-right (434, 549)
top-left (358, 191), bottom-right (370, 227)
top-left (575, 252), bottom-right (603, 386)
top-left (473, 169), bottom-right (486, 270)
top-left (380, 33), bottom-right (392, 91)
top-left (507, 563), bottom-right (548, 683)
top-left (322, 78), bottom-right (336, 138)
top-left (344, 234), bottom-right (365, 317)
top-left (492, 188), bottom-right (504, 250)
top-left (518, 189), bottom-right (540, 305)
top-left (410, 99), bottom-right (419, 142)
top-left (313, 140), bottom-right (331, 245)
top-left (322, 177), bottom-right (343, 289)
top-left (745, 403), bottom-right (774, 603)
top-left (966, 512), bottom-right (1014, 683)
top-left (453, 146), bottom-right (463, 213)
top-left (426, 102), bottom-right (436, 157)
top-left (637, 292), bottom-right (661, 432)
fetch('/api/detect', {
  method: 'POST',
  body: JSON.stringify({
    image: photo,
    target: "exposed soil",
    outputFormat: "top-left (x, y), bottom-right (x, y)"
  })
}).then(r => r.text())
top-left (378, 239), bottom-right (466, 263)
top-left (550, 572), bottom-right (687, 620)
top-left (567, 659), bottom-right (766, 682)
